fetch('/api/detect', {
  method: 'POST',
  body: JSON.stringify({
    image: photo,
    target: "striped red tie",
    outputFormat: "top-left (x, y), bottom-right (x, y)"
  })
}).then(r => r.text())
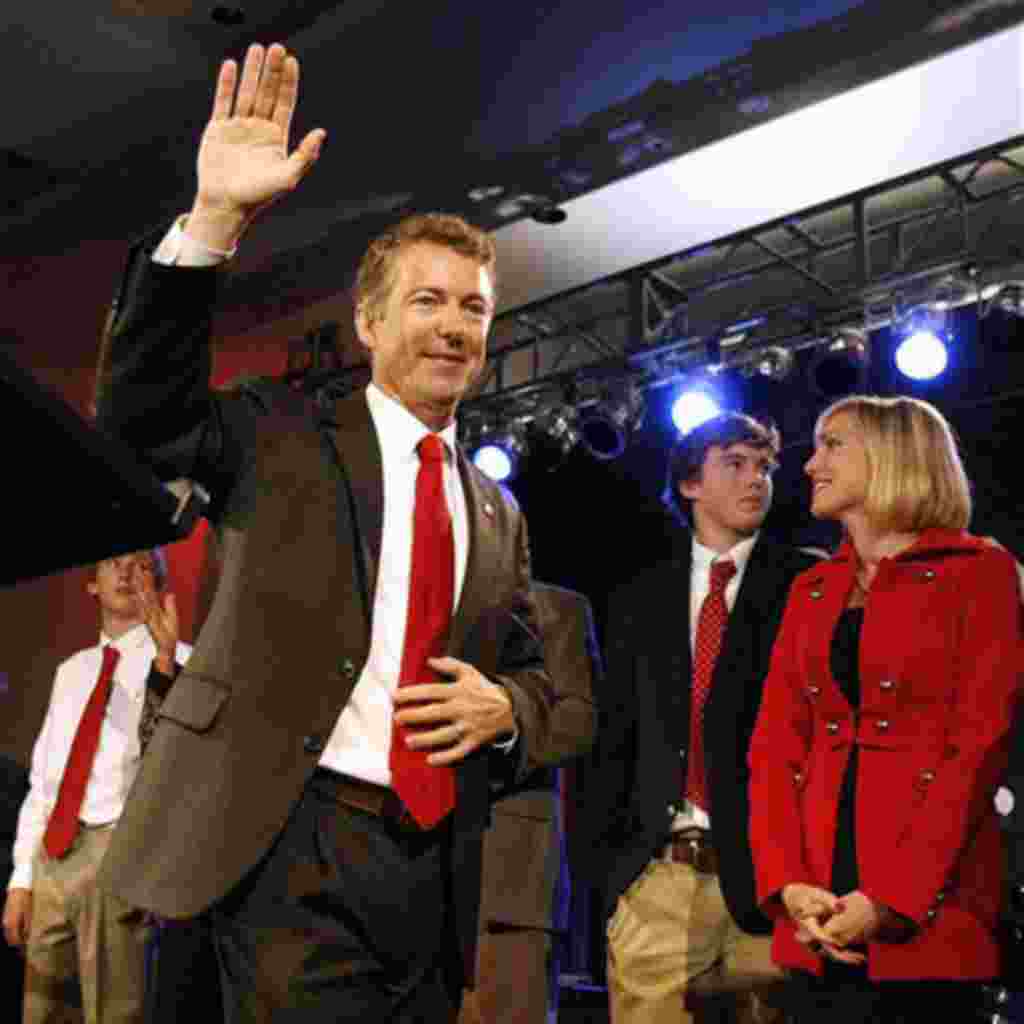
top-left (685, 560), bottom-right (735, 812)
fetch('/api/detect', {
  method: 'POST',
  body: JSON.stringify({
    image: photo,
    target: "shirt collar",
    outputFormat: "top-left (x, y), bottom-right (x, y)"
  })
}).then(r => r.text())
top-left (692, 532), bottom-right (759, 577)
top-left (365, 383), bottom-right (457, 462)
top-left (99, 622), bottom-right (151, 656)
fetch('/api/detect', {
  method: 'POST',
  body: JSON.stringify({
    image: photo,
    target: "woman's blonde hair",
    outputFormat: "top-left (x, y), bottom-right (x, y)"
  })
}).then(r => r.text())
top-left (816, 394), bottom-right (971, 531)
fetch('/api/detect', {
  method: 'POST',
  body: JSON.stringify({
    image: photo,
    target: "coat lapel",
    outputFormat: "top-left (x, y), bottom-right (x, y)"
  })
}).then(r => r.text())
top-left (321, 390), bottom-right (384, 628)
top-left (448, 449), bottom-right (500, 659)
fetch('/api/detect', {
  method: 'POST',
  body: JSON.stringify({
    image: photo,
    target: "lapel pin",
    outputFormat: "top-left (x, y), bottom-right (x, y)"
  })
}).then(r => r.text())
top-left (483, 502), bottom-right (495, 518)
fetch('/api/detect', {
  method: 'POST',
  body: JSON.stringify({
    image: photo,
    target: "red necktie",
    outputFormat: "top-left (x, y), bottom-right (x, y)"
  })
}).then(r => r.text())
top-left (43, 644), bottom-right (121, 859)
top-left (685, 560), bottom-right (736, 812)
top-left (389, 434), bottom-right (457, 828)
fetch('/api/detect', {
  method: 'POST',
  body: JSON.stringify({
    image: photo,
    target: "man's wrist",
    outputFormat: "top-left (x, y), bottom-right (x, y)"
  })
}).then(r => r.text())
top-left (153, 653), bottom-right (175, 676)
top-left (185, 199), bottom-right (249, 254)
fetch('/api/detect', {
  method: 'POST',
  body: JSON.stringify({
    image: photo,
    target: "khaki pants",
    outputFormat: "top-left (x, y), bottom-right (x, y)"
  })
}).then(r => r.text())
top-left (23, 824), bottom-right (150, 1024)
top-left (606, 861), bottom-right (784, 1024)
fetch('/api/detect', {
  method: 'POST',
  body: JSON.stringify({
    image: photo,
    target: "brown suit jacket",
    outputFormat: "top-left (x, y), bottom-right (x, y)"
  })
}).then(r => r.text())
top-left (93, 250), bottom-right (554, 983)
top-left (478, 583), bottom-right (598, 932)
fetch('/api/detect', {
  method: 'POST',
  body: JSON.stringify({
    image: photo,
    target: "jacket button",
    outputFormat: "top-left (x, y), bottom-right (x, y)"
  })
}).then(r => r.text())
top-left (876, 719), bottom-right (890, 731)
top-left (340, 658), bottom-right (356, 679)
top-left (810, 589), bottom-right (823, 600)
top-left (825, 720), bottom-right (839, 734)
top-left (303, 734), bottom-right (325, 755)
top-left (923, 569), bottom-right (936, 580)
top-left (926, 908), bottom-right (938, 921)
top-left (921, 770), bottom-right (935, 783)
top-left (879, 679), bottom-right (894, 691)
top-left (667, 804), bottom-right (677, 817)
top-left (808, 685), bottom-right (821, 697)
top-left (792, 771), bottom-right (804, 784)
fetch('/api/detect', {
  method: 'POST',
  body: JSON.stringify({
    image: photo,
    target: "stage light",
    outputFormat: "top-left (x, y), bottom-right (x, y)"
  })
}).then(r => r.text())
top-left (671, 390), bottom-right (721, 435)
top-left (534, 404), bottom-right (580, 457)
top-left (470, 423), bottom-right (529, 481)
top-left (473, 445), bottom-right (514, 482)
top-left (808, 328), bottom-right (870, 398)
top-left (578, 387), bottom-right (644, 461)
top-left (894, 329), bottom-right (948, 380)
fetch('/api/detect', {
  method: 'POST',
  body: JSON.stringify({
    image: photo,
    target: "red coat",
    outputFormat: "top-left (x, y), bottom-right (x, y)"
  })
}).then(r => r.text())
top-left (748, 528), bottom-right (1022, 981)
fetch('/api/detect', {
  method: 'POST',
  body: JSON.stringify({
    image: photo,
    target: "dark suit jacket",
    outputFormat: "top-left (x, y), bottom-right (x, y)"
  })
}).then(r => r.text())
top-left (479, 583), bottom-right (598, 933)
top-left (93, 249), bottom-right (554, 986)
top-left (581, 531), bottom-right (817, 934)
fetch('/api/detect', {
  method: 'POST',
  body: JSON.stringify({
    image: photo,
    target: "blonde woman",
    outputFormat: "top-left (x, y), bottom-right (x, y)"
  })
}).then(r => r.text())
top-left (748, 395), bottom-right (1022, 1022)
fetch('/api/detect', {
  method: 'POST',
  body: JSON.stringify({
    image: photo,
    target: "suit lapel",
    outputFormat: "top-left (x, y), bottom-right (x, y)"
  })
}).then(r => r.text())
top-left (448, 449), bottom-right (499, 658)
top-left (322, 390), bottom-right (384, 623)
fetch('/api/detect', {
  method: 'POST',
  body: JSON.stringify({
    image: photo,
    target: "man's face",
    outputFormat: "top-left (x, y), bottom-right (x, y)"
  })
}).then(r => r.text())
top-left (804, 411), bottom-right (871, 522)
top-left (356, 241), bottom-right (494, 424)
top-left (680, 442), bottom-right (776, 543)
top-left (87, 551), bottom-right (159, 620)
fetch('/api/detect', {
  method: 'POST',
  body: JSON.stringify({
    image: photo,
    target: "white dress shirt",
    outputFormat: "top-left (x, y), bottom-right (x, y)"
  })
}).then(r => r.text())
top-left (320, 384), bottom-right (469, 784)
top-left (672, 532), bottom-right (759, 834)
top-left (9, 625), bottom-right (192, 890)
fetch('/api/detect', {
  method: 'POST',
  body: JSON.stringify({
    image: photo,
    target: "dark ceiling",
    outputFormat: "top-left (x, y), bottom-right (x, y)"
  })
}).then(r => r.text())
top-left (5, 0), bottom-right (1024, 335)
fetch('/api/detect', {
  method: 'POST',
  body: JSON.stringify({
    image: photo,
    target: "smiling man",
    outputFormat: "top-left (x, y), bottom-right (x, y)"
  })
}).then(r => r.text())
top-left (583, 413), bottom-right (820, 1024)
top-left (93, 43), bottom-right (553, 1023)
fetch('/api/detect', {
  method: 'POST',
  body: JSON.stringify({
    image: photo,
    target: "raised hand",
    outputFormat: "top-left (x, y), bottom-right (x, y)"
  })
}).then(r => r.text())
top-left (187, 43), bottom-right (326, 251)
top-left (132, 561), bottom-right (178, 676)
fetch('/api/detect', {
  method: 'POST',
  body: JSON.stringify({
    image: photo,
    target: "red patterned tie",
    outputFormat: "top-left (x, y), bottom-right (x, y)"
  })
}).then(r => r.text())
top-left (43, 645), bottom-right (120, 859)
top-left (685, 560), bottom-right (736, 812)
top-left (389, 434), bottom-right (457, 828)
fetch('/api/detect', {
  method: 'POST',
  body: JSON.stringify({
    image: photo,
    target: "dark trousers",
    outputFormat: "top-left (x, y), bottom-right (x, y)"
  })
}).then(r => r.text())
top-left (787, 962), bottom-right (986, 1024)
top-left (208, 770), bottom-right (459, 1023)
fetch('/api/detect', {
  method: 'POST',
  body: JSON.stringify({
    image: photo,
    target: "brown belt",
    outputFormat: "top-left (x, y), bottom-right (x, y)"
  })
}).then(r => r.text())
top-left (667, 829), bottom-right (718, 874)
top-left (311, 768), bottom-right (420, 830)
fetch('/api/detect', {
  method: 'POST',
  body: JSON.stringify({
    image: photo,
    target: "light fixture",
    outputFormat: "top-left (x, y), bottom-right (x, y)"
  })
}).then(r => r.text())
top-left (893, 306), bottom-right (949, 382)
top-left (671, 389), bottom-right (721, 435)
top-left (808, 328), bottom-right (870, 398)
top-left (894, 329), bottom-right (948, 380)
top-left (534, 404), bottom-right (580, 458)
top-left (577, 386), bottom-right (644, 461)
top-left (470, 422), bottom-right (529, 482)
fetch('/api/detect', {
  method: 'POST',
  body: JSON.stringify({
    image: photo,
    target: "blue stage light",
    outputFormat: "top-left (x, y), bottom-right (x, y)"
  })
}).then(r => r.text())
top-left (472, 444), bottom-right (514, 482)
top-left (894, 329), bottom-right (948, 381)
top-left (671, 391), bottom-right (721, 435)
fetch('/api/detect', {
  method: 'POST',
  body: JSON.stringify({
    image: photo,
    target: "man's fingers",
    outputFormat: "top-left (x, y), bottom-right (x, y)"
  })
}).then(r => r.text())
top-left (284, 129), bottom-right (326, 184)
top-left (403, 720), bottom-right (463, 750)
top-left (253, 43), bottom-right (286, 120)
top-left (211, 59), bottom-right (237, 120)
top-left (427, 655), bottom-right (465, 676)
top-left (233, 43), bottom-right (265, 119)
top-left (393, 683), bottom-right (456, 706)
top-left (271, 54), bottom-right (300, 137)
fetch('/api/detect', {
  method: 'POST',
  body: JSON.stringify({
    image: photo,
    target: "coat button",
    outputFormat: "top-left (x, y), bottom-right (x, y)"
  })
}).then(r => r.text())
top-left (340, 658), bottom-right (356, 679)
top-left (921, 770), bottom-right (935, 783)
top-left (879, 679), bottom-right (894, 691)
top-left (923, 569), bottom-right (936, 580)
top-left (825, 720), bottom-right (839, 734)
top-left (926, 908), bottom-right (938, 921)
top-left (667, 804), bottom-right (678, 817)
top-left (876, 719), bottom-right (890, 731)
top-left (808, 685), bottom-right (821, 697)
top-left (792, 771), bottom-right (804, 784)
top-left (303, 734), bottom-right (325, 755)
top-left (810, 589), bottom-right (823, 600)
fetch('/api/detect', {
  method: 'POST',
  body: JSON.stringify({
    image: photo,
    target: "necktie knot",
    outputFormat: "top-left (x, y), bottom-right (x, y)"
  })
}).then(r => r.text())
top-left (709, 559), bottom-right (736, 594)
top-left (102, 644), bottom-right (121, 673)
top-left (417, 434), bottom-right (446, 463)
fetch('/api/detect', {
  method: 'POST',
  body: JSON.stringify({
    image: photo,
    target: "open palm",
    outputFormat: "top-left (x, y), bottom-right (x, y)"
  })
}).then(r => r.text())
top-left (192, 43), bottom-right (325, 238)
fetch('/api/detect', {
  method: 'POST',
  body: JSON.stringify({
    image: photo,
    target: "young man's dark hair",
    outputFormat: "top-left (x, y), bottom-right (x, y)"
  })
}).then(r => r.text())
top-left (662, 412), bottom-right (781, 526)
